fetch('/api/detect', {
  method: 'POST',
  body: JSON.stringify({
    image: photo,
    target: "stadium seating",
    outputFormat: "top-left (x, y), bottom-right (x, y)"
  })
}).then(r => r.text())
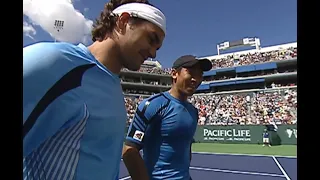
top-left (122, 43), bottom-right (297, 126)
top-left (124, 87), bottom-right (297, 126)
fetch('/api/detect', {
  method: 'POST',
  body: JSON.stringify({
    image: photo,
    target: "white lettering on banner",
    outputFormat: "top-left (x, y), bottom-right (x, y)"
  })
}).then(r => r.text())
top-left (293, 129), bottom-right (297, 138)
top-left (286, 128), bottom-right (297, 138)
top-left (203, 129), bottom-right (251, 142)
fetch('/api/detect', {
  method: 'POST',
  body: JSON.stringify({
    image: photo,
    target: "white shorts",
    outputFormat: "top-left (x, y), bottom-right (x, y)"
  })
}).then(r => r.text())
top-left (263, 138), bottom-right (269, 143)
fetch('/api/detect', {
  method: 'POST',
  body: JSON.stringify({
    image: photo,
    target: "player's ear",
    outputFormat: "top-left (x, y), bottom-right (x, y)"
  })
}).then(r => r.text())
top-left (115, 12), bottom-right (130, 35)
top-left (171, 68), bottom-right (178, 81)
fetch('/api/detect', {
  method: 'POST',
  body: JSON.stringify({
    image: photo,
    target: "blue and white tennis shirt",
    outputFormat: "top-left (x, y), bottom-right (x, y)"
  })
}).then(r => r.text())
top-left (23, 42), bottom-right (127, 180)
top-left (125, 92), bottom-right (198, 179)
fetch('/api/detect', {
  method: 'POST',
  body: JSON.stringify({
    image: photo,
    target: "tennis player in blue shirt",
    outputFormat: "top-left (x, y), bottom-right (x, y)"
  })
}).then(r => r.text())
top-left (23, 1), bottom-right (166, 180)
top-left (122, 55), bottom-right (213, 180)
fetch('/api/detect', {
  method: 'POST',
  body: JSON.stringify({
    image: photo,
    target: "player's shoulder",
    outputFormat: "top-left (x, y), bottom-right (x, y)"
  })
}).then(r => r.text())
top-left (23, 42), bottom-right (95, 64)
top-left (185, 99), bottom-right (198, 110)
top-left (186, 101), bottom-right (199, 114)
top-left (137, 93), bottom-right (171, 112)
top-left (142, 93), bottom-right (170, 105)
top-left (24, 41), bottom-right (74, 54)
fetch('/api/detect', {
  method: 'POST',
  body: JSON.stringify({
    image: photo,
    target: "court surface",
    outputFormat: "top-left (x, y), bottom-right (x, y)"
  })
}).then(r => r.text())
top-left (118, 152), bottom-right (297, 180)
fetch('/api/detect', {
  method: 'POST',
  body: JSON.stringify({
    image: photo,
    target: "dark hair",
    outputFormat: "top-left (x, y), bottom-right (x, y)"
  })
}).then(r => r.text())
top-left (91, 0), bottom-right (151, 42)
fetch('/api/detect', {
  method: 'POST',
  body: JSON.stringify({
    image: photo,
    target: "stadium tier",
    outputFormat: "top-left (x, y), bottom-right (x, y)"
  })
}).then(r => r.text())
top-left (120, 42), bottom-right (297, 127)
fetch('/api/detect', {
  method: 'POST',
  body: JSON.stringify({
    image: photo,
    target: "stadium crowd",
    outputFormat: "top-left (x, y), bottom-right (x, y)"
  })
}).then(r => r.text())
top-left (120, 70), bottom-right (296, 85)
top-left (121, 46), bottom-right (297, 75)
top-left (124, 87), bottom-right (297, 126)
top-left (202, 69), bottom-right (296, 82)
top-left (122, 45), bottom-right (297, 126)
top-left (122, 67), bottom-right (172, 75)
top-left (210, 46), bottom-right (297, 69)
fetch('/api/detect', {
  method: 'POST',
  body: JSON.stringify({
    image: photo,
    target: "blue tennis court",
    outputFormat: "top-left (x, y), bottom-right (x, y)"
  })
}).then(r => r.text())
top-left (119, 152), bottom-right (296, 180)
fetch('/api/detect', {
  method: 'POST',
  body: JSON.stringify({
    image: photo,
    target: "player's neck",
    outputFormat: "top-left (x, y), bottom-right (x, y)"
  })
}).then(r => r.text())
top-left (87, 39), bottom-right (122, 75)
top-left (169, 87), bottom-right (188, 101)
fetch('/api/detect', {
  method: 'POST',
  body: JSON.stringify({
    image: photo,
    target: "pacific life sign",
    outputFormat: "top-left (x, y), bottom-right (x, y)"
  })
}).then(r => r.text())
top-left (203, 128), bottom-right (251, 142)
top-left (194, 125), bottom-right (297, 145)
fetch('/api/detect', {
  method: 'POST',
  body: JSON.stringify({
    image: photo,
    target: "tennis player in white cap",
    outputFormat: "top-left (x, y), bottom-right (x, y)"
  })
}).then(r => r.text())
top-left (23, 0), bottom-right (166, 180)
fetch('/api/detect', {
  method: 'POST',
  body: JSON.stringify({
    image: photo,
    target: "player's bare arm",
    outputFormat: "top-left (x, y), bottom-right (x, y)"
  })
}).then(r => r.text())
top-left (122, 143), bottom-right (150, 180)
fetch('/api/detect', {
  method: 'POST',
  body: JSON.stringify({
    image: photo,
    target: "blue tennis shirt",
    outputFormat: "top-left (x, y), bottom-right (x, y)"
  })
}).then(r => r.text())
top-left (125, 91), bottom-right (198, 180)
top-left (23, 42), bottom-right (127, 180)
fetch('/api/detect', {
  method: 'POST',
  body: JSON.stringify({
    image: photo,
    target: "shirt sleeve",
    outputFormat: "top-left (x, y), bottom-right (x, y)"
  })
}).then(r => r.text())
top-left (23, 43), bottom-right (90, 157)
top-left (125, 98), bottom-right (165, 150)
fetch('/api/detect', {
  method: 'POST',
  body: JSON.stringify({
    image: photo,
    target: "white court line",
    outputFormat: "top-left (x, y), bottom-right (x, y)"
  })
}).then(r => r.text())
top-left (272, 156), bottom-right (291, 180)
top-left (192, 151), bottom-right (297, 159)
top-left (118, 166), bottom-right (285, 179)
top-left (119, 176), bottom-right (131, 180)
top-left (190, 166), bottom-right (285, 178)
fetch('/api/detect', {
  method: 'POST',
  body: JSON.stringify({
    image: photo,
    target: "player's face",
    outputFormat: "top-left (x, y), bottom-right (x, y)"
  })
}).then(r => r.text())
top-left (118, 15), bottom-right (165, 71)
top-left (173, 64), bottom-right (203, 96)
